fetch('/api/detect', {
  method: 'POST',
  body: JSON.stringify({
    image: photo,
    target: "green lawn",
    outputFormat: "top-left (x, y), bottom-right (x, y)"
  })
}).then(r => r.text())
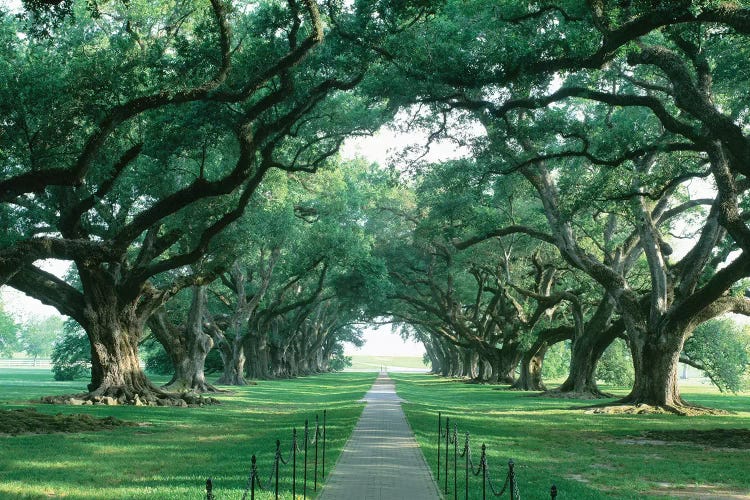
top-left (391, 373), bottom-right (750, 500)
top-left (348, 355), bottom-right (429, 371)
top-left (0, 369), bottom-right (376, 499)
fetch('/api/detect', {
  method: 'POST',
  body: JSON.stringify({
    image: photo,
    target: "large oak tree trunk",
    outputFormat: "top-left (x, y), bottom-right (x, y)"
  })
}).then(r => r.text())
top-left (487, 344), bottom-right (520, 384)
top-left (148, 288), bottom-right (218, 394)
top-left (86, 317), bottom-right (163, 403)
top-left (216, 338), bottom-right (247, 385)
top-left (622, 331), bottom-right (685, 410)
top-left (464, 349), bottom-right (479, 379)
top-left (423, 338), bottom-right (442, 374)
top-left (444, 342), bottom-right (461, 376)
top-left (551, 323), bottom-right (622, 398)
top-left (245, 332), bottom-right (271, 380)
top-left (149, 315), bottom-right (217, 393)
top-left (512, 344), bottom-right (548, 391)
top-left (31, 265), bottom-right (211, 406)
top-left (514, 325), bottom-right (576, 392)
top-left (70, 270), bottom-right (181, 405)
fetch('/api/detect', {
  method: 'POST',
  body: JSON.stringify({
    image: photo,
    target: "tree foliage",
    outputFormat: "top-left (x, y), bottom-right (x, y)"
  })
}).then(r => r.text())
top-left (595, 338), bottom-right (635, 388)
top-left (684, 318), bottom-right (750, 393)
top-left (19, 316), bottom-right (63, 362)
top-left (0, 299), bottom-right (19, 357)
top-left (51, 319), bottom-right (90, 381)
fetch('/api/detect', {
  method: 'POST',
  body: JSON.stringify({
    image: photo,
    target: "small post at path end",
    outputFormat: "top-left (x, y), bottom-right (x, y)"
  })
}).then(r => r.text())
top-left (437, 412), bottom-right (441, 481)
top-left (444, 416), bottom-right (449, 494)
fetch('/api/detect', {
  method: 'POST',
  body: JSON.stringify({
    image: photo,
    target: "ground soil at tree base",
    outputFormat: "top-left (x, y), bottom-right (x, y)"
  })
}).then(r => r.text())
top-left (641, 428), bottom-right (750, 449)
top-left (0, 408), bottom-right (135, 435)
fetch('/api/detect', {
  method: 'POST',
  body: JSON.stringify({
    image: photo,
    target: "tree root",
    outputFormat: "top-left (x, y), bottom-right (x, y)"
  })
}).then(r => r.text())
top-left (39, 389), bottom-right (221, 407)
top-left (161, 380), bottom-right (228, 394)
top-left (582, 402), bottom-right (727, 416)
top-left (509, 383), bottom-right (547, 391)
top-left (214, 375), bottom-right (257, 386)
top-left (540, 388), bottom-right (614, 400)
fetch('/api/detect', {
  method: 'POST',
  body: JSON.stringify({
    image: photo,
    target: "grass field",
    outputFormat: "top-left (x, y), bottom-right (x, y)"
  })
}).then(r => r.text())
top-left (0, 369), bottom-right (376, 499)
top-left (4, 369), bottom-right (749, 499)
top-left (347, 355), bottom-right (429, 371)
top-left (390, 373), bottom-right (750, 500)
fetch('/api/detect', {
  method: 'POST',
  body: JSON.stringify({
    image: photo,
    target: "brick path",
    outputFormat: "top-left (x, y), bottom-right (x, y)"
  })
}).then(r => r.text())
top-left (318, 372), bottom-right (441, 500)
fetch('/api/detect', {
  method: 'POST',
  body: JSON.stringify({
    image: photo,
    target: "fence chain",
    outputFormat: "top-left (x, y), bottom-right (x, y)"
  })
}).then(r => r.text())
top-left (266, 454), bottom-right (277, 488)
top-left (486, 464), bottom-right (510, 498)
top-left (436, 412), bottom-right (553, 500)
top-left (467, 439), bottom-right (482, 477)
top-left (484, 457), bottom-right (522, 500)
top-left (208, 411), bottom-right (327, 499)
top-left (277, 439), bottom-right (289, 466)
top-left (459, 432), bottom-right (469, 458)
top-left (240, 455), bottom-right (264, 500)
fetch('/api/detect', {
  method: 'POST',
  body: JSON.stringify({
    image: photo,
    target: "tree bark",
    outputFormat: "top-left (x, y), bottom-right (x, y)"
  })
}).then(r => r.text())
top-left (215, 338), bottom-right (248, 385)
top-left (622, 328), bottom-right (685, 410)
top-left (245, 331), bottom-right (272, 379)
top-left (86, 316), bottom-right (161, 403)
top-left (512, 344), bottom-right (548, 391)
top-left (488, 344), bottom-right (521, 384)
top-left (423, 337), bottom-right (442, 374)
top-left (147, 287), bottom-right (218, 393)
top-left (71, 268), bottom-right (179, 405)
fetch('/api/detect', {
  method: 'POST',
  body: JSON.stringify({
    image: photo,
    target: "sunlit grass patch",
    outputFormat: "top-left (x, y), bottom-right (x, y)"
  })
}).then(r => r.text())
top-left (0, 369), bottom-right (376, 499)
top-left (391, 373), bottom-right (750, 500)
top-left (348, 355), bottom-right (429, 370)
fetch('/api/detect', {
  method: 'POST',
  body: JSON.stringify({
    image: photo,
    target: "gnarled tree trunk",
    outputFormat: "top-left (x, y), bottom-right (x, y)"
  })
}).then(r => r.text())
top-left (512, 344), bottom-right (548, 391)
top-left (75, 270), bottom-right (180, 405)
top-left (622, 328), bottom-right (686, 410)
top-left (552, 322), bottom-right (622, 398)
top-left (147, 287), bottom-right (218, 393)
top-left (215, 337), bottom-right (247, 385)
top-left (486, 344), bottom-right (521, 384)
top-left (245, 331), bottom-right (271, 379)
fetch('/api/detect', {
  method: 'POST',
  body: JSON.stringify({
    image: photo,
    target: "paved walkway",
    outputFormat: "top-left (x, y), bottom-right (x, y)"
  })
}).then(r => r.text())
top-left (318, 372), bottom-right (441, 500)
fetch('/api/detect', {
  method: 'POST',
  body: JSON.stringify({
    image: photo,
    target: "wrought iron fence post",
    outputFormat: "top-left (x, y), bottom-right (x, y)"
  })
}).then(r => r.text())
top-left (444, 416), bottom-right (449, 495)
top-left (275, 439), bottom-right (281, 500)
top-left (304, 419), bottom-right (309, 499)
top-left (323, 409), bottom-right (327, 480)
top-left (551, 484), bottom-right (558, 499)
top-left (293, 428), bottom-right (297, 499)
top-left (437, 411), bottom-right (441, 481)
top-left (251, 455), bottom-right (257, 500)
top-left (508, 459), bottom-right (516, 499)
top-left (453, 423), bottom-right (457, 500)
top-left (464, 432), bottom-right (469, 500)
top-left (314, 413), bottom-right (319, 492)
top-left (481, 443), bottom-right (487, 500)
top-left (205, 478), bottom-right (213, 500)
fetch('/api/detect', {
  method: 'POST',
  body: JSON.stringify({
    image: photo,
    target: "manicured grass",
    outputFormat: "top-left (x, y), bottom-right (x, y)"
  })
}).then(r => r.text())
top-left (0, 369), bottom-right (376, 499)
top-left (348, 355), bottom-right (429, 371)
top-left (391, 373), bottom-right (750, 500)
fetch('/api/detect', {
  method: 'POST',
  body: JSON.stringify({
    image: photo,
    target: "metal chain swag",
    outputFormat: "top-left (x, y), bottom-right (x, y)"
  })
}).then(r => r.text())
top-left (206, 410), bottom-right (327, 499)
top-left (484, 451), bottom-right (520, 500)
top-left (437, 413), bottom-right (558, 500)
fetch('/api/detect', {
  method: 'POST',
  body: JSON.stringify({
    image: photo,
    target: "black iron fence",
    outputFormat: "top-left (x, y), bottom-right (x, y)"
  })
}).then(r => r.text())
top-left (437, 412), bottom-right (558, 500)
top-left (205, 410), bottom-right (327, 499)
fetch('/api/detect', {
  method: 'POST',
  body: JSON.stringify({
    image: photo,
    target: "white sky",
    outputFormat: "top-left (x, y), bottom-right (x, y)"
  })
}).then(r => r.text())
top-left (343, 324), bottom-right (425, 357)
